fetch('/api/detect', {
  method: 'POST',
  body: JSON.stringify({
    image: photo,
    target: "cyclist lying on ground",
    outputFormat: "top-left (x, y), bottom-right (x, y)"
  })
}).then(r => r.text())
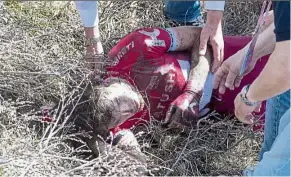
top-left (78, 26), bottom-right (269, 155)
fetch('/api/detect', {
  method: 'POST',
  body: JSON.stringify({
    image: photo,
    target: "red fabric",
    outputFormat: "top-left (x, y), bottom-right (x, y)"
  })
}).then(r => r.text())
top-left (210, 36), bottom-right (269, 131)
top-left (107, 28), bottom-right (188, 133)
top-left (106, 28), bottom-right (270, 133)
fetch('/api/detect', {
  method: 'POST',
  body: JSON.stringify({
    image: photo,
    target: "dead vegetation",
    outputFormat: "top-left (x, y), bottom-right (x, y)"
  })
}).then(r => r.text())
top-left (0, 1), bottom-right (263, 176)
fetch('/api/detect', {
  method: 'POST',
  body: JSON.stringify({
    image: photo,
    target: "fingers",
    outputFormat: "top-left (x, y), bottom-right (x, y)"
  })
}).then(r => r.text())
top-left (220, 47), bottom-right (224, 67)
top-left (167, 109), bottom-right (182, 128)
top-left (213, 65), bottom-right (226, 89)
top-left (211, 45), bottom-right (224, 73)
top-left (182, 109), bottom-right (197, 127)
top-left (234, 95), bottom-right (255, 125)
top-left (211, 56), bottom-right (219, 73)
top-left (189, 102), bottom-right (199, 117)
top-left (218, 75), bottom-right (226, 94)
top-left (214, 58), bottom-right (242, 93)
top-left (235, 109), bottom-right (254, 125)
top-left (225, 70), bottom-right (237, 90)
top-left (166, 108), bottom-right (189, 128)
top-left (210, 42), bottom-right (221, 72)
top-left (234, 76), bottom-right (242, 88)
top-left (242, 114), bottom-right (254, 124)
top-left (164, 105), bottom-right (175, 123)
top-left (199, 30), bottom-right (209, 56)
top-left (212, 47), bottom-right (224, 73)
top-left (254, 103), bottom-right (262, 113)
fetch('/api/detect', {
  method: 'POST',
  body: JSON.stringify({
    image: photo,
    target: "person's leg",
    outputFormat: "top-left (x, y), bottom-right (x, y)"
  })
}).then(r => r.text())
top-left (74, 1), bottom-right (99, 28)
top-left (244, 108), bottom-right (290, 176)
top-left (163, 1), bottom-right (202, 26)
top-left (259, 90), bottom-right (290, 161)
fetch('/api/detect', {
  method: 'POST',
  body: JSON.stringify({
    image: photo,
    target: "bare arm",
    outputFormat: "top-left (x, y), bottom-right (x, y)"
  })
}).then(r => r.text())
top-left (164, 27), bottom-right (213, 127)
top-left (185, 39), bottom-right (212, 94)
top-left (234, 8), bottom-right (290, 122)
top-left (247, 40), bottom-right (290, 102)
top-left (241, 10), bottom-right (275, 62)
top-left (200, 1), bottom-right (225, 72)
top-left (246, 10), bottom-right (289, 101)
top-left (166, 26), bottom-right (212, 94)
top-left (234, 39), bottom-right (290, 123)
top-left (214, 13), bottom-right (276, 92)
top-left (167, 26), bottom-right (202, 51)
top-left (242, 19), bottom-right (276, 63)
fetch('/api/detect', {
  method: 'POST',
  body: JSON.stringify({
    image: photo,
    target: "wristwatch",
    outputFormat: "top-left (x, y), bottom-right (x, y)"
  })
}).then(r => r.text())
top-left (240, 85), bottom-right (260, 106)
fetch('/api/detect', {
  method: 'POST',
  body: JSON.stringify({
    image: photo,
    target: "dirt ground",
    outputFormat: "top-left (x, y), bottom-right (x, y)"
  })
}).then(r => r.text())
top-left (0, 1), bottom-right (264, 176)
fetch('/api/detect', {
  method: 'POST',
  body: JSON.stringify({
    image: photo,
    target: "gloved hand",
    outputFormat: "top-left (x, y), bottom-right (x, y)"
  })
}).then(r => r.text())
top-left (164, 91), bottom-right (200, 128)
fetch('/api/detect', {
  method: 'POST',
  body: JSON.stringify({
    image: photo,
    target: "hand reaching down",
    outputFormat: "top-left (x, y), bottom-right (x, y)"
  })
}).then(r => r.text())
top-left (84, 37), bottom-right (104, 71)
top-left (199, 10), bottom-right (224, 73)
top-left (213, 48), bottom-right (257, 94)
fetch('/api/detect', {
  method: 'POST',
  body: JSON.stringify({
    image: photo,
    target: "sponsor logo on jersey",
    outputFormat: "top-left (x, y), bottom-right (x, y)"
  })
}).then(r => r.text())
top-left (112, 41), bottom-right (135, 66)
top-left (153, 62), bottom-right (176, 119)
top-left (139, 29), bottom-right (166, 47)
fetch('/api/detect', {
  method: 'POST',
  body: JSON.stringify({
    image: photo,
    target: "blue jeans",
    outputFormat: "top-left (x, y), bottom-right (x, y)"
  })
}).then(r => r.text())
top-left (244, 90), bottom-right (290, 176)
top-left (163, 1), bottom-right (201, 23)
top-left (259, 90), bottom-right (290, 160)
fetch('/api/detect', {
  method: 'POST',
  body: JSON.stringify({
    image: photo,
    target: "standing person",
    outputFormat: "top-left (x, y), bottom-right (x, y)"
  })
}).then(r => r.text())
top-left (213, 1), bottom-right (290, 175)
top-left (74, 1), bottom-right (104, 73)
top-left (164, 1), bottom-right (225, 73)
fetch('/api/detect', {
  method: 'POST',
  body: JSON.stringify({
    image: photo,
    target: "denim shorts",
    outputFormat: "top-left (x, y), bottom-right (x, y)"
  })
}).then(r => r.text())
top-left (163, 1), bottom-right (201, 24)
top-left (244, 90), bottom-right (290, 176)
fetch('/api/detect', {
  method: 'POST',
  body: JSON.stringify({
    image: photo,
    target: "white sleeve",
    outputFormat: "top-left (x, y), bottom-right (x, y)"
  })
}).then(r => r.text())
top-left (74, 1), bottom-right (99, 27)
top-left (204, 1), bottom-right (225, 11)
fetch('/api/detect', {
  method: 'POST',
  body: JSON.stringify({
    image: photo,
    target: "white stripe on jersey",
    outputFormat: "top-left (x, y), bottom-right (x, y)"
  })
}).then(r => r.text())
top-left (177, 60), bottom-right (214, 113)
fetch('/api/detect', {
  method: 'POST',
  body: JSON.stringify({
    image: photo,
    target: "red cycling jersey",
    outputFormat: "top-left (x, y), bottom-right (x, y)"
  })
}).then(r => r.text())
top-left (106, 27), bottom-right (269, 133)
